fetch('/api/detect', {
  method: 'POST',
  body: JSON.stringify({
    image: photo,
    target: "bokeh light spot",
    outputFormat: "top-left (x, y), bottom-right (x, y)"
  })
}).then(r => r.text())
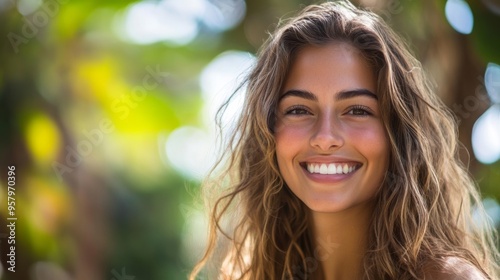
top-left (485, 62), bottom-right (500, 103)
top-left (202, 0), bottom-right (246, 32)
top-left (473, 198), bottom-right (500, 229)
top-left (472, 105), bottom-right (500, 164)
top-left (24, 113), bottom-right (61, 167)
top-left (17, 0), bottom-right (42, 16)
top-left (445, 0), bottom-right (474, 34)
top-left (120, 0), bottom-right (245, 45)
top-left (484, 198), bottom-right (500, 227)
top-left (165, 126), bottom-right (216, 180)
top-left (199, 51), bottom-right (255, 131)
top-left (122, 1), bottom-right (198, 45)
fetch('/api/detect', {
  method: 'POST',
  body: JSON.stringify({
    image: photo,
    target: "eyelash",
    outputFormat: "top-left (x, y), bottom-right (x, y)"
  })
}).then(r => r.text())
top-left (284, 105), bottom-right (311, 115)
top-left (346, 105), bottom-right (372, 116)
top-left (284, 105), bottom-right (373, 116)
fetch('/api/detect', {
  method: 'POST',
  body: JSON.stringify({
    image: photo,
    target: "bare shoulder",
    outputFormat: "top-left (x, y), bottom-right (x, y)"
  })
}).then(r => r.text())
top-left (424, 257), bottom-right (488, 280)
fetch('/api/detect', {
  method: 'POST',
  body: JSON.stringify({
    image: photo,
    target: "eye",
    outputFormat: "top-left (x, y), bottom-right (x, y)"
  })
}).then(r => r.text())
top-left (346, 105), bottom-right (372, 116)
top-left (285, 106), bottom-right (311, 115)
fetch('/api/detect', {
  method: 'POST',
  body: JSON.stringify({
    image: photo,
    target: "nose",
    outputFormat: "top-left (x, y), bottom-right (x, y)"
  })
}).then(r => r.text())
top-left (309, 114), bottom-right (344, 152)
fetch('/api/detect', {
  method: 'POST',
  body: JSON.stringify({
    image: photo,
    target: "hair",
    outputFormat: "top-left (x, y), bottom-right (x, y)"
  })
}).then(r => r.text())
top-left (189, 1), bottom-right (500, 279)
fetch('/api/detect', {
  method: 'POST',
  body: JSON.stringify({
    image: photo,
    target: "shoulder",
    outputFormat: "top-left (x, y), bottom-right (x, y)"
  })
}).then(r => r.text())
top-left (424, 257), bottom-right (488, 280)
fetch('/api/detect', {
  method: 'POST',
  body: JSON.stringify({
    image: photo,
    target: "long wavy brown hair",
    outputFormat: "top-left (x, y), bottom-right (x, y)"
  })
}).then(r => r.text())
top-left (189, 1), bottom-right (500, 279)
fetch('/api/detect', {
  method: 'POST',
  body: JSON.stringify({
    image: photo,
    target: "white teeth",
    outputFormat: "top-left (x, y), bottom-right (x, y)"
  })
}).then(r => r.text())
top-left (328, 163), bottom-right (336, 174)
top-left (320, 164), bottom-right (328, 174)
top-left (306, 163), bottom-right (357, 175)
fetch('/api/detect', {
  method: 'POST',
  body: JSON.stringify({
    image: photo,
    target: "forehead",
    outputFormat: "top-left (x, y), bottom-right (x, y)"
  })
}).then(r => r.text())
top-left (282, 42), bottom-right (376, 96)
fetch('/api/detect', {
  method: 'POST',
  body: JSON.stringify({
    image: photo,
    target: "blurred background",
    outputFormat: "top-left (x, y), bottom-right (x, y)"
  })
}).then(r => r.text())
top-left (0, 0), bottom-right (499, 279)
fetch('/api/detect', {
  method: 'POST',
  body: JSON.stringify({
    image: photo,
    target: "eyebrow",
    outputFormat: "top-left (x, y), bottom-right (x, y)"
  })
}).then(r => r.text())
top-left (280, 88), bottom-right (378, 101)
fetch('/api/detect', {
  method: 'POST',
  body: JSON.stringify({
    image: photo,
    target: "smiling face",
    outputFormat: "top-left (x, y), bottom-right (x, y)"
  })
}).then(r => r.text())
top-left (274, 42), bottom-right (390, 213)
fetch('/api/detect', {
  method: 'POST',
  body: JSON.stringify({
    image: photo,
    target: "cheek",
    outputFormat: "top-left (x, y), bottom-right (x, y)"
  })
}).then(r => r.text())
top-left (349, 123), bottom-right (390, 173)
top-left (275, 123), bottom-right (310, 154)
top-left (350, 122), bottom-right (388, 152)
top-left (274, 124), bottom-right (311, 175)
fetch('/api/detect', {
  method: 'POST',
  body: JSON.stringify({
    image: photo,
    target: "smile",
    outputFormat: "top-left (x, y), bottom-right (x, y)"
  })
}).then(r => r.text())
top-left (304, 162), bottom-right (360, 175)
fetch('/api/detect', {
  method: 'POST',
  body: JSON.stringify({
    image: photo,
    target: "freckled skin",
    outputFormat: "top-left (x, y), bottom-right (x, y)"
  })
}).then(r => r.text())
top-left (275, 43), bottom-right (390, 213)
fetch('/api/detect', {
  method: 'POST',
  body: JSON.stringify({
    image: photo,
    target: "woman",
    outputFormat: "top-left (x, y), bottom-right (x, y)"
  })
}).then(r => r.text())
top-left (190, 1), bottom-right (500, 279)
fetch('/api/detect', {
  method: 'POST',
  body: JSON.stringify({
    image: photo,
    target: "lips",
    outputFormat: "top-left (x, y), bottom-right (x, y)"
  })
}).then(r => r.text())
top-left (303, 162), bottom-right (360, 175)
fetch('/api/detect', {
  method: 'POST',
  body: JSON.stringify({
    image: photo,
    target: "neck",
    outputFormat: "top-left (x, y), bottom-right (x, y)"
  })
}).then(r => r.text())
top-left (308, 202), bottom-right (374, 280)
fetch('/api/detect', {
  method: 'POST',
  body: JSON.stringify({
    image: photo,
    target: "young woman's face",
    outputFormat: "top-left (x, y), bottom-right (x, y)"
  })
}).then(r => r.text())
top-left (275, 42), bottom-right (390, 213)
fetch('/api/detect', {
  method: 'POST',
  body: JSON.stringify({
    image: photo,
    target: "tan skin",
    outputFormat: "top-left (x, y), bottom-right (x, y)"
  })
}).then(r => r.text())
top-left (275, 42), bottom-right (388, 280)
top-left (274, 42), bottom-right (487, 279)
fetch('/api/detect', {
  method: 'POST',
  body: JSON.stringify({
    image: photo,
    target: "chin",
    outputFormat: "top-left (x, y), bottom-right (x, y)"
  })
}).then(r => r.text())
top-left (302, 195), bottom-right (375, 214)
top-left (302, 198), bottom-right (352, 213)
